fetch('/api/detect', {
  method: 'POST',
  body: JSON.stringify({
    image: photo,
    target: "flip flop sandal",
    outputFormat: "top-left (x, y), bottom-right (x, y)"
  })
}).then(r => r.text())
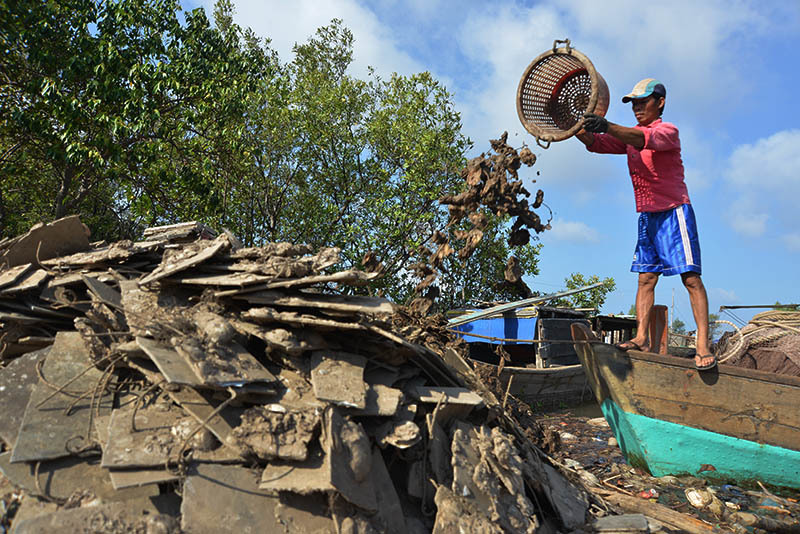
top-left (614, 340), bottom-right (644, 352)
top-left (695, 355), bottom-right (717, 371)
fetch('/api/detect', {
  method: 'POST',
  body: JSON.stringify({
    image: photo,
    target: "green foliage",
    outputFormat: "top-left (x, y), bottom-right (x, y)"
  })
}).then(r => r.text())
top-left (0, 2), bottom-right (565, 307)
top-left (552, 273), bottom-right (616, 312)
top-left (627, 304), bottom-right (637, 316)
top-left (436, 216), bottom-right (543, 311)
top-left (671, 318), bottom-right (686, 334)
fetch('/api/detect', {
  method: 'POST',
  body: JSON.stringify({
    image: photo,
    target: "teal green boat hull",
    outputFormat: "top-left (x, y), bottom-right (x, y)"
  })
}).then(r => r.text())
top-left (600, 398), bottom-right (800, 488)
top-left (571, 323), bottom-right (800, 490)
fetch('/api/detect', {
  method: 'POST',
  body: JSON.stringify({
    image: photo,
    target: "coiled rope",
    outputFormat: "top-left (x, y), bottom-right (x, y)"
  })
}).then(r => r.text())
top-left (715, 310), bottom-right (800, 364)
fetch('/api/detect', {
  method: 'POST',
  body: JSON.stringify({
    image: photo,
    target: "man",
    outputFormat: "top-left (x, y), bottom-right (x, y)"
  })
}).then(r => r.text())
top-left (576, 78), bottom-right (715, 370)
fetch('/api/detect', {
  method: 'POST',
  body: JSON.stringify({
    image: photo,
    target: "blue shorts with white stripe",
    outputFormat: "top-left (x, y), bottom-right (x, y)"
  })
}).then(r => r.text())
top-left (632, 203), bottom-right (701, 276)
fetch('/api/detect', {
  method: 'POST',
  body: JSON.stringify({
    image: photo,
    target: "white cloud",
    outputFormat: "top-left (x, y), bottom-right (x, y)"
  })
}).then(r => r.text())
top-left (783, 233), bottom-right (800, 252)
top-left (201, 0), bottom-right (423, 78)
top-left (546, 219), bottom-right (600, 243)
top-left (726, 129), bottom-right (800, 191)
top-left (726, 198), bottom-right (768, 237)
top-left (711, 288), bottom-right (739, 303)
top-left (723, 129), bottom-right (800, 241)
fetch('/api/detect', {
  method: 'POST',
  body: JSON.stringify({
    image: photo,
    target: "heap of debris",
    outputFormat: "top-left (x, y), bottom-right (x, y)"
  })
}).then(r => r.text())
top-left (0, 217), bottom-right (591, 533)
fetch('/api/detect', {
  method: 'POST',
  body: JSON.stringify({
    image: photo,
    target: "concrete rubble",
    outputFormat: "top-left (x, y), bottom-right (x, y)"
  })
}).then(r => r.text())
top-left (0, 217), bottom-right (593, 533)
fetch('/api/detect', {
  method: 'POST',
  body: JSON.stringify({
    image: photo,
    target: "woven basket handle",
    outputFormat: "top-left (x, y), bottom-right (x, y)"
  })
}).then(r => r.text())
top-left (552, 38), bottom-right (571, 53)
top-left (536, 137), bottom-right (551, 149)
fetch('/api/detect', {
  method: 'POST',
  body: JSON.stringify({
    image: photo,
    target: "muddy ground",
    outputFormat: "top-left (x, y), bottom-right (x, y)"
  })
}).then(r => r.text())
top-left (540, 404), bottom-right (800, 533)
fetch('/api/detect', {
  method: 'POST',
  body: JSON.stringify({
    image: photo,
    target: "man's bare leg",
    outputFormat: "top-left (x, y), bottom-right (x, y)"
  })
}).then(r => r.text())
top-left (681, 272), bottom-right (712, 367)
top-left (622, 272), bottom-right (659, 351)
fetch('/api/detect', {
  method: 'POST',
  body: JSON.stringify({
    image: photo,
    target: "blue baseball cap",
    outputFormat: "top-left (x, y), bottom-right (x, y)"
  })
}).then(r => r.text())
top-left (622, 78), bottom-right (666, 103)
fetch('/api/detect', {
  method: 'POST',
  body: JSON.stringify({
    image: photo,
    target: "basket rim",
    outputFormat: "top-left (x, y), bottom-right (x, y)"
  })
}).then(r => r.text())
top-left (516, 46), bottom-right (603, 143)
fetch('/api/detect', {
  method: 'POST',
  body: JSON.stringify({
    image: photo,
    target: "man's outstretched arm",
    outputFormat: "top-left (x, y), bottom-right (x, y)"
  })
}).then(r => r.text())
top-left (583, 113), bottom-right (645, 149)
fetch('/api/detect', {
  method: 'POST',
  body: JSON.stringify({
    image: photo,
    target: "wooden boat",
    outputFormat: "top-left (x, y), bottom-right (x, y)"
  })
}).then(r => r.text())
top-left (451, 306), bottom-right (634, 407)
top-left (571, 322), bottom-right (800, 489)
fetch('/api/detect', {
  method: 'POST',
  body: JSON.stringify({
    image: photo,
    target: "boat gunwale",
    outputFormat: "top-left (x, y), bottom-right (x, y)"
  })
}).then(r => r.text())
top-left (619, 346), bottom-right (800, 389)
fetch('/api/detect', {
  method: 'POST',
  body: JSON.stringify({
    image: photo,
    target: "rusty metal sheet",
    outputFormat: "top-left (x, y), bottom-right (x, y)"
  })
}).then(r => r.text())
top-left (82, 274), bottom-right (122, 308)
top-left (0, 346), bottom-right (50, 446)
top-left (310, 351), bottom-right (367, 409)
top-left (215, 269), bottom-right (380, 298)
top-left (139, 235), bottom-right (228, 285)
top-left (108, 467), bottom-right (179, 490)
top-left (0, 215), bottom-right (90, 268)
top-left (170, 271), bottom-right (273, 287)
top-left (236, 290), bottom-right (395, 315)
top-left (173, 337), bottom-right (278, 388)
top-left (274, 493), bottom-right (337, 534)
top-left (123, 360), bottom-right (245, 457)
top-left (182, 463), bottom-right (334, 534)
top-left (163, 386), bottom-right (245, 457)
top-left (244, 307), bottom-right (368, 331)
top-left (0, 452), bottom-right (158, 502)
top-left (260, 440), bottom-right (332, 494)
top-left (273, 368), bottom-right (325, 411)
top-left (101, 400), bottom-right (240, 468)
top-left (0, 268), bottom-right (49, 295)
top-left (230, 405), bottom-right (320, 461)
top-left (261, 408), bottom-right (377, 512)
top-left (0, 263), bottom-right (33, 289)
top-left (350, 384), bottom-right (403, 416)
top-left (143, 221), bottom-right (216, 241)
top-left (411, 386), bottom-right (484, 406)
top-left (96, 398), bottom-right (176, 489)
top-left (136, 336), bottom-right (205, 387)
top-left (11, 331), bottom-right (113, 463)
top-left (370, 446), bottom-right (408, 534)
top-left (40, 240), bottom-right (162, 269)
top-left (11, 494), bottom-right (180, 534)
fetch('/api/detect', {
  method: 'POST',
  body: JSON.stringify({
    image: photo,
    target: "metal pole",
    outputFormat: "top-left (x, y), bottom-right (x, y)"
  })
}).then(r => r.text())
top-left (447, 282), bottom-right (604, 327)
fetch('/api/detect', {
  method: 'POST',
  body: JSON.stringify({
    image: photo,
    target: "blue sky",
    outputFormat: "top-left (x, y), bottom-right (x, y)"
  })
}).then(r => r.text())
top-left (188, 0), bottom-right (800, 330)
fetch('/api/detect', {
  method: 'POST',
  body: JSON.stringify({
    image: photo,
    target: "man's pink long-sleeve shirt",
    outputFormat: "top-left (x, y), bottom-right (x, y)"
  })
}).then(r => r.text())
top-left (586, 118), bottom-right (690, 213)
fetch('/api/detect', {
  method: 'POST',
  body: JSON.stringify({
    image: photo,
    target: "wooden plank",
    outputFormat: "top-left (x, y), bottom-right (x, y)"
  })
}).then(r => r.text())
top-left (593, 343), bottom-right (800, 450)
top-left (244, 307), bottom-right (368, 331)
top-left (108, 468), bottom-right (179, 490)
top-left (11, 332), bottom-right (113, 463)
top-left (350, 385), bottom-right (403, 416)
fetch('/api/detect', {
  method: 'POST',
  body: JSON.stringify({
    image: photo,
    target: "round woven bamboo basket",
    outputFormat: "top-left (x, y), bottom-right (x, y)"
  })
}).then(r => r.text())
top-left (516, 39), bottom-right (609, 148)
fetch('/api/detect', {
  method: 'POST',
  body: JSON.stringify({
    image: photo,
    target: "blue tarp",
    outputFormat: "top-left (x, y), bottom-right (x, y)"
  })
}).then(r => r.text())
top-left (452, 315), bottom-right (537, 345)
